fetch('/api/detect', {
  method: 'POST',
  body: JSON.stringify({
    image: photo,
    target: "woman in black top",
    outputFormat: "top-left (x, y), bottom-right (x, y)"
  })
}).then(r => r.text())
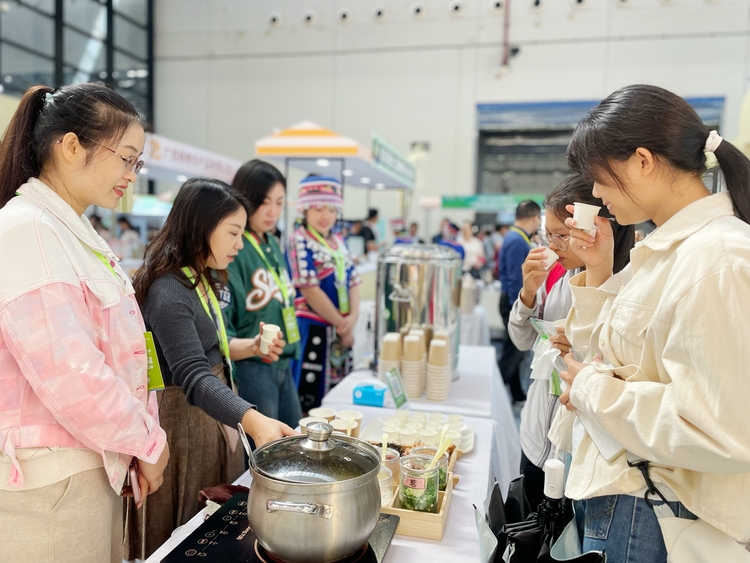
top-left (126, 178), bottom-right (295, 559)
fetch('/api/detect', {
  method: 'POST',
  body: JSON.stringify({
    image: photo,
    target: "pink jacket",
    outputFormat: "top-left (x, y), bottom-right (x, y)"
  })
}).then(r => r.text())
top-left (0, 179), bottom-right (167, 493)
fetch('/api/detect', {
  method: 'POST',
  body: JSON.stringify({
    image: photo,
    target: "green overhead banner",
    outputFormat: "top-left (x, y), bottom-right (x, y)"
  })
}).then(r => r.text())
top-left (371, 134), bottom-right (416, 188)
top-left (442, 194), bottom-right (545, 212)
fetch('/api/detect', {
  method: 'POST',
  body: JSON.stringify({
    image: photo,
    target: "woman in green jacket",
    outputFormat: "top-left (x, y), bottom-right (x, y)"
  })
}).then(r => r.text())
top-left (223, 160), bottom-right (303, 427)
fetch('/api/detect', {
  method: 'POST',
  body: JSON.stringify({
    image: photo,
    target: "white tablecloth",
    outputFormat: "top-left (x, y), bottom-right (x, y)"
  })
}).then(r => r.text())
top-left (322, 345), bottom-right (521, 498)
top-left (460, 305), bottom-right (491, 347)
top-left (146, 407), bottom-right (495, 563)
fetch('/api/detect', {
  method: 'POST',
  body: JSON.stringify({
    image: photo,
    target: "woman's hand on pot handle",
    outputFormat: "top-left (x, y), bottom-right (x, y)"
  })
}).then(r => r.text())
top-left (564, 205), bottom-right (614, 286)
top-left (242, 408), bottom-right (298, 447)
top-left (518, 247), bottom-right (549, 309)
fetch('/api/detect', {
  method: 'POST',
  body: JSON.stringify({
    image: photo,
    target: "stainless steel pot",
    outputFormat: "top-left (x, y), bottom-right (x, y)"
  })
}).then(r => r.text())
top-left (248, 422), bottom-right (381, 563)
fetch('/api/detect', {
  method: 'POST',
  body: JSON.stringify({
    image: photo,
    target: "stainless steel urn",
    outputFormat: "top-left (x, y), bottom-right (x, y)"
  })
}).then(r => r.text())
top-left (374, 244), bottom-right (463, 374)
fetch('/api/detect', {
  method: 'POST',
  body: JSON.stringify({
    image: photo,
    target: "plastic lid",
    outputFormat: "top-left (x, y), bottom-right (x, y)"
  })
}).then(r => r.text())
top-left (253, 422), bottom-right (380, 484)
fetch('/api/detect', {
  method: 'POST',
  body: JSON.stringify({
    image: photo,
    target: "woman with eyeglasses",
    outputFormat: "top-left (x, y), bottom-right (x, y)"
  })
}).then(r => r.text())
top-left (0, 83), bottom-right (168, 563)
top-left (506, 175), bottom-right (634, 510)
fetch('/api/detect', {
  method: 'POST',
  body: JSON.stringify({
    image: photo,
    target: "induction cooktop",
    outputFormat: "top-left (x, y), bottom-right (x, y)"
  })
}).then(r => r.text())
top-left (161, 494), bottom-right (399, 563)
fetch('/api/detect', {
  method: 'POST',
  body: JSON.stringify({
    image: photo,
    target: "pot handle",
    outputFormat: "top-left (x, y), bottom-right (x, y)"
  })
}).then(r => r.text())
top-left (266, 499), bottom-right (333, 519)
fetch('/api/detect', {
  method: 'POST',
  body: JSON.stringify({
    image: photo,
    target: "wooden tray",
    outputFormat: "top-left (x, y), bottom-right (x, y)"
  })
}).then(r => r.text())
top-left (380, 471), bottom-right (454, 540)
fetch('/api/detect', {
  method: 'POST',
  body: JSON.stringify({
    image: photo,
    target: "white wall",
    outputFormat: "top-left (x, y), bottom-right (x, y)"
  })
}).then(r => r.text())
top-left (154, 0), bottom-right (750, 239)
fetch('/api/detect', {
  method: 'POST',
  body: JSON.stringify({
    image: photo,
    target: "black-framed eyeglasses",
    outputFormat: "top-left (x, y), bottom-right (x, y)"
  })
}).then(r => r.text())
top-left (543, 232), bottom-right (571, 251)
top-left (80, 136), bottom-right (144, 174)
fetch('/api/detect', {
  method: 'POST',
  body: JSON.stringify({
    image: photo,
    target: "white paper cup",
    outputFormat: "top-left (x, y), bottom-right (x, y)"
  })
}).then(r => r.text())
top-left (445, 430), bottom-right (462, 446)
top-left (335, 410), bottom-right (363, 437)
top-left (382, 425), bottom-right (400, 443)
top-left (405, 421), bottom-right (424, 430)
top-left (398, 427), bottom-right (418, 444)
top-left (330, 417), bottom-right (359, 437)
top-left (307, 407), bottom-right (336, 422)
top-left (448, 414), bottom-right (464, 423)
top-left (384, 416), bottom-right (403, 427)
top-left (573, 202), bottom-right (601, 234)
top-left (541, 248), bottom-right (560, 270)
top-left (261, 323), bottom-right (281, 340)
top-left (418, 428), bottom-right (438, 446)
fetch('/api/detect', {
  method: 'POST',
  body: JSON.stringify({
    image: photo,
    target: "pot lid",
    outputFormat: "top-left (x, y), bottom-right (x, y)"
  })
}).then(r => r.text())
top-left (253, 422), bottom-right (379, 484)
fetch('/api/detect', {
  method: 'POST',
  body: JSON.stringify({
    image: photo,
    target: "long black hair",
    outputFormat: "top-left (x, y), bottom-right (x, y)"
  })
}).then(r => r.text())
top-left (0, 83), bottom-right (142, 208)
top-left (133, 178), bottom-right (248, 303)
top-left (230, 159), bottom-right (285, 219)
top-left (567, 84), bottom-right (750, 224)
top-left (544, 175), bottom-right (635, 274)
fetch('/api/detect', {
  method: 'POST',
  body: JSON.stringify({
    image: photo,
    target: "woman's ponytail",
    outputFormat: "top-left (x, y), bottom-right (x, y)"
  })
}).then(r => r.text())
top-left (0, 86), bottom-right (53, 208)
top-left (712, 139), bottom-right (750, 225)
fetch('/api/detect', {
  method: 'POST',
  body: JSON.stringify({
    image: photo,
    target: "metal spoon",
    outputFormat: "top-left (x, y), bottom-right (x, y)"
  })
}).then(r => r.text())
top-left (237, 423), bottom-right (258, 473)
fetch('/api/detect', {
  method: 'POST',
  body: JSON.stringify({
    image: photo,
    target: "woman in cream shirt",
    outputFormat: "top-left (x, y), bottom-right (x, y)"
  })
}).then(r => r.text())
top-left (552, 84), bottom-right (750, 563)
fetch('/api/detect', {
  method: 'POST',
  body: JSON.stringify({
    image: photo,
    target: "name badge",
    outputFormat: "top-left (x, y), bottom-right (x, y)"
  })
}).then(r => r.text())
top-left (144, 332), bottom-right (165, 392)
top-left (282, 306), bottom-right (300, 344)
top-left (337, 285), bottom-right (350, 315)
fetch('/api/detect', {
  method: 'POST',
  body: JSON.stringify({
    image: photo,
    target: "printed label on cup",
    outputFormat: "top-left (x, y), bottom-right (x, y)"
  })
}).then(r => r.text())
top-left (403, 475), bottom-right (426, 490)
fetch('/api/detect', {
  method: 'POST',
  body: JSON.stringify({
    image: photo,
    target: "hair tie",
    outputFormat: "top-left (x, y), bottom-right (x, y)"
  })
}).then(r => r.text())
top-left (704, 130), bottom-right (723, 153)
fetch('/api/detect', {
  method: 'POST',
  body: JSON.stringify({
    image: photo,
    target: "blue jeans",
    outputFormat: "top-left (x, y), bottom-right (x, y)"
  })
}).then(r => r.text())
top-left (583, 495), bottom-right (698, 563)
top-left (233, 359), bottom-right (303, 428)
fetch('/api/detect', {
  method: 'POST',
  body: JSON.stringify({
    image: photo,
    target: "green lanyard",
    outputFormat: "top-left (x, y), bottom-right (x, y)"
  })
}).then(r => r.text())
top-left (93, 249), bottom-right (165, 391)
top-left (510, 226), bottom-right (531, 246)
top-left (93, 250), bottom-right (126, 292)
top-left (243, 231), bottom-right (290, 308)
top-left (308, 226), bottom-right (347, 285)
top-left (181, 267), bottom-right (231, 362)
top-left (307, 226), bottom-right (350, 314)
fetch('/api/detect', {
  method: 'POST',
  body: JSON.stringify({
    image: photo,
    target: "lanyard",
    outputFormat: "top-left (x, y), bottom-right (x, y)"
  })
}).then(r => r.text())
top-left (510, 226), bottom-right (531, 246)
top-left (92, 250), bottom-right (126, 293)
top-left (181, 267), bottom-right (230, 362)
top-left (307, 226), bottom-right (347, 286)
top-left (243, 231), bottom-right (291, 308)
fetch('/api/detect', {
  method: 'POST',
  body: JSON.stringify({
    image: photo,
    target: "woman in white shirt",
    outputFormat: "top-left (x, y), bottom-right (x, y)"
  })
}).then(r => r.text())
top-left (458, 221), bottom-right (485, 278)
top-left (554, 84), bottom-right (750, 562)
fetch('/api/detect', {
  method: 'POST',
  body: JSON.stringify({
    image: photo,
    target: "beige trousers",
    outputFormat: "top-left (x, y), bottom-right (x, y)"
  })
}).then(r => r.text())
top-left (0, 467), bottom-right (122, 563)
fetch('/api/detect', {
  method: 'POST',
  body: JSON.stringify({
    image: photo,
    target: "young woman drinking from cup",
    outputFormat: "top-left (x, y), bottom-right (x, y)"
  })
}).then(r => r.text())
top-left (553, 84), bottom-right (750, 562)
top-left (0, 83), bottom-right (169, 563)
top-left (224, 160), bottom-right (303, 428)
top-left (129, 179), bottom-right (295, 559)
top-left (507, 175), bottom-right (634, 510)
top-left (289, 176), bottom-right (361, 412)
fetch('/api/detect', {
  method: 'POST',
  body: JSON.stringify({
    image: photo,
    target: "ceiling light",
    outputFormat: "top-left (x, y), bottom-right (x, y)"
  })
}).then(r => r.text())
top-left (360, 177), bottom-right (371, 184)
top-left (316, 159), bottom-right (330, 167)
top-left (375, 183), bottom-right (385, 190)
top-left (139, 167), bottom-right (149, 175)
top-left (176, 175), bottom-right (188, 182)
top-left (342, 169), bottom-right (354, 177)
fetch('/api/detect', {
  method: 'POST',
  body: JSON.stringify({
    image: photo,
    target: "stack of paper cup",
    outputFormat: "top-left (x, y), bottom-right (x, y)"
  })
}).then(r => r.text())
top-left (378, 332), bottom-right (402, 382)
top-left (259, 324), bottom-right (281, 355)
top-left (401, 335), bottom-right (426, 398)
top-left (573, 202), bottom-right (601, 237)
top-left (420, 324), bottom-right (433, 350)
top-left (408, 329), bottom-right (428, 364)
top-left (431, 329), bottom-right (451, 375)
top-left (426, 340), bottom-right (451, 402)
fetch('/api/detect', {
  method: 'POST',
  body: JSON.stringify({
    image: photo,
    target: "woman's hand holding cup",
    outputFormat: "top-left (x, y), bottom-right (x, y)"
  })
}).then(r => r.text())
top-left (256, 321), bottom-right (285, 363)
top-left (519, 247), bottom-right (550, 308)
top-left (564, 204), bottom-right (615, 286)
